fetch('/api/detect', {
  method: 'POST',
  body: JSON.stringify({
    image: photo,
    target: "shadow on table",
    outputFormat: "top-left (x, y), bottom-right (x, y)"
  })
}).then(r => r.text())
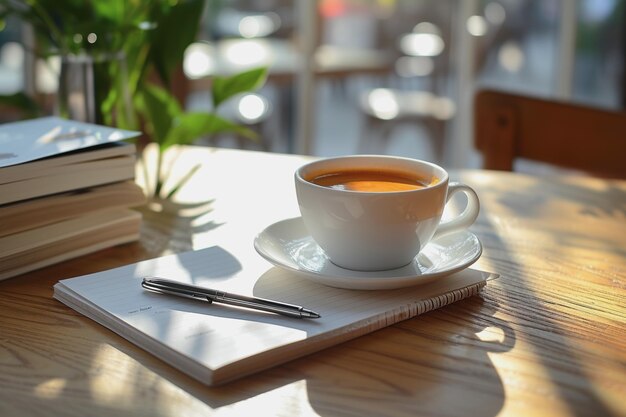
top-left (137, 199), bottom-right (224, 256)
top-left (471, 174), bottom-right (623, 417)
top-left (97, 280), bottom-right (514, 416)
top-left (302, 295), bottom-right (514, 417)
top-left (36, 268), bottom-right (512, 416)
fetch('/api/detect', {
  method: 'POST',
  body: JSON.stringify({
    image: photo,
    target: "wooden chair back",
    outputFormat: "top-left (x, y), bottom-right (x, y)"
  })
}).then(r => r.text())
top-left (474, 89), bottom-right (626, 178)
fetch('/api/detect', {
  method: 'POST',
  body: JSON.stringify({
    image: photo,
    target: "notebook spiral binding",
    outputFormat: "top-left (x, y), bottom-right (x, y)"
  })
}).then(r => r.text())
top-left (415, 281), bottom-right (486, 315)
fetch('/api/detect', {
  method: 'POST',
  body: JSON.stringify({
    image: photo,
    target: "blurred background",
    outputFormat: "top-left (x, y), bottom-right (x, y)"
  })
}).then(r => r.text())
top-left (1, 0), bottom-right (624, 170)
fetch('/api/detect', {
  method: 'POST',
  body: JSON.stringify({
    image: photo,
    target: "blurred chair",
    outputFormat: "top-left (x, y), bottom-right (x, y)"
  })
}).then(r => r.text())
top-left (474, 89), bottom-right (626, 179)
top-left (358, 89), bottom-right (454, 160)
top-left (357, 5), bottom-right (454, 162)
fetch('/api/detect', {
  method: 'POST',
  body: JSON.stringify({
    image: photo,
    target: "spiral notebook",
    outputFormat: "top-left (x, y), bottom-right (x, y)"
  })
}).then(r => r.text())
top-left (54, 246), bottom-right (496, 386)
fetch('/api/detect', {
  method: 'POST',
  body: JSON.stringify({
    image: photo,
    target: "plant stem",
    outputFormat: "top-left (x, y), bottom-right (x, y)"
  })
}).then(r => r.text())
top-left (154, 147), bottom-right (164, 198)
top-left (138, 152), bottom-right (151, 198)
top-left (160, 145), bottom-right (183, 188)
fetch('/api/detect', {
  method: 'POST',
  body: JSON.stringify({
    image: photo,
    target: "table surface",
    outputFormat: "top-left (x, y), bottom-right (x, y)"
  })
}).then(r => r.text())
top-left (1, 147), bottom-right (625, 417)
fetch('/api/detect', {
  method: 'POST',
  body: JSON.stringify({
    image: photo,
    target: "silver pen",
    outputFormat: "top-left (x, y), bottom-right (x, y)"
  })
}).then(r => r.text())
top-left (141, 277), bottom-right (321, 319)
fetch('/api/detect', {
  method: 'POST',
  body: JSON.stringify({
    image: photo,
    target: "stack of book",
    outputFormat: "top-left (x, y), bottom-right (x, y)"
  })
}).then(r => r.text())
top-left (0, 117), bottom-right (146, 280)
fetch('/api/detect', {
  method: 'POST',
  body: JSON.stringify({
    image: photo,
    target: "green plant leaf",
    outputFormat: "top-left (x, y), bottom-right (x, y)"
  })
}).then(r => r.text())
top-left (139, 84), bottom-right (182, 146)
top-left (148, 0), bottom-right (205, 86)
top-left (163, 112), bottom-right (258, 149)
top-left (90, 0), bottom-right (127, 24)
top-left (212, 67), bottom-right (268, 108)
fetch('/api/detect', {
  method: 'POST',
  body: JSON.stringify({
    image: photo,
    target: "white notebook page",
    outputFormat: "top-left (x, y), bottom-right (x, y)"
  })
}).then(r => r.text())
top-left (55, 246), bottom-right (493, 385)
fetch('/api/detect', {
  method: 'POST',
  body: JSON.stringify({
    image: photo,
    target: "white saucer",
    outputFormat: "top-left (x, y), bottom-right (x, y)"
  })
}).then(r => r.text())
top-left (254, 217), bottom-right (482, 290)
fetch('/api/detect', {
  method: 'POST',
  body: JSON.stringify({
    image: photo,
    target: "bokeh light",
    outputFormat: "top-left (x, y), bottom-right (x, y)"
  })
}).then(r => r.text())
top-left (183, 42), bottom-right (215, 79)
top-left (466, 15), bottom-right (488, 36)
top-left (237, 94), bottom-right (269, 122)
top-left (400, 33), bottom-right (445, 57)
top-left (367, 89), bottom-right (400, 120)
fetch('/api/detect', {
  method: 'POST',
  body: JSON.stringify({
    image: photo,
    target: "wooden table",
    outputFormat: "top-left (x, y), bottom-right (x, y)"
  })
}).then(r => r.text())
top-left (1, 147), bottom-right (625, 417)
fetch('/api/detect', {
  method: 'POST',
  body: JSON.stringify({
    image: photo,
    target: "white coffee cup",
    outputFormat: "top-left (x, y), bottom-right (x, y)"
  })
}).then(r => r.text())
top-left (295, 155), bottom-right (480, 271)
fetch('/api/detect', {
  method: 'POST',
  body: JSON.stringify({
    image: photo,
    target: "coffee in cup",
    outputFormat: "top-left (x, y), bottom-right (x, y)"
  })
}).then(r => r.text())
top-left (307, 168), bottom-right (437, 192)
top-left (295, 155), bottom-right (479, 271)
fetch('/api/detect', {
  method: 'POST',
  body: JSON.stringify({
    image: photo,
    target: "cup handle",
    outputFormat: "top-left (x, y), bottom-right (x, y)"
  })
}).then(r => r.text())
top-left (433, 182), bottom-right (480, 238)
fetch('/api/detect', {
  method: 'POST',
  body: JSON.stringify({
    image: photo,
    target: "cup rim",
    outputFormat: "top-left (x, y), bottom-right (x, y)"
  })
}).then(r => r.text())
top-left (295, 154), bottom-right (449, 195)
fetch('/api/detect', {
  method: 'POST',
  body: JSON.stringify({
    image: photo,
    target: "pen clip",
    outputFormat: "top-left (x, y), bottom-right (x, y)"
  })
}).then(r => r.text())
top-left (142, 277), bottom-right (213, 303)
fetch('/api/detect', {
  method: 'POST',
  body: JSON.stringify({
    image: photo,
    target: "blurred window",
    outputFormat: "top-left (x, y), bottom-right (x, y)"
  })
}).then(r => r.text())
top-left (0, 16), bottom-right (24, 94)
